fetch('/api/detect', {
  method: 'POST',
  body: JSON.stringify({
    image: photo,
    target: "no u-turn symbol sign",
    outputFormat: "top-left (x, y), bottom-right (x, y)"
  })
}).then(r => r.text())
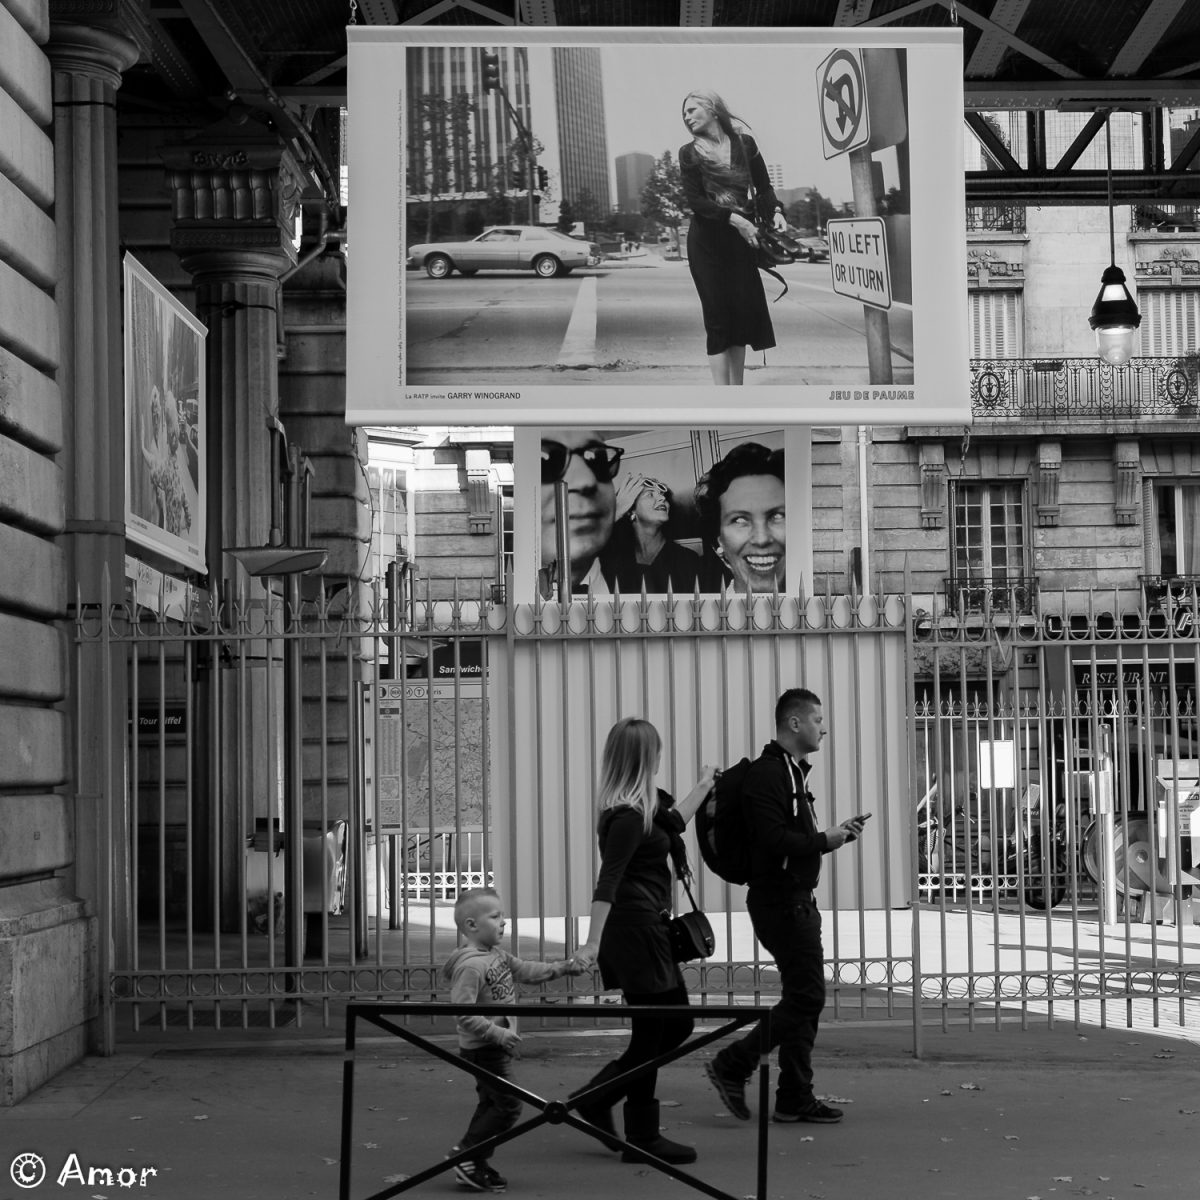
top-left (817, 48), bottom-right (870, 159)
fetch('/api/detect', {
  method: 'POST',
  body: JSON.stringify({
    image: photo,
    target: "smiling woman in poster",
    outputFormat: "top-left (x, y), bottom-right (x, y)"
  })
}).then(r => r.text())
top-left (679, 89), bottom-right (790, 386)
top-left (694, 441), bottom-right (785, 593)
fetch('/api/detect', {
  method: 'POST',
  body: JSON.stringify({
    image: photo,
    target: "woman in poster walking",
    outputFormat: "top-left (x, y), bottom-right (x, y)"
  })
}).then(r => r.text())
top-left (679, 89), bottom-right (790, 385)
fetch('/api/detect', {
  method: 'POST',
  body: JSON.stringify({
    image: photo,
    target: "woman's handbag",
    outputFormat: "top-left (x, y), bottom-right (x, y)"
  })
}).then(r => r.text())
top-left (667, 873), bottom-right (715, 963)
top-left (754, 220), bottom-right (799, 302)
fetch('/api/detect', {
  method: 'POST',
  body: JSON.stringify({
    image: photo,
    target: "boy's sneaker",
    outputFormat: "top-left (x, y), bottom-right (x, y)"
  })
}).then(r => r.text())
top-left (448, 1149), bottom-right (507, 1192)
top-left (704, 1060), bottom-right (751, 1120)
top-left (773, 1099), bottom-right (844, 1124)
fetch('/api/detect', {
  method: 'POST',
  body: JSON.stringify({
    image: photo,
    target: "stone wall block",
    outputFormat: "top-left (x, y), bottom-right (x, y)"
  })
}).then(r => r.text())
top-left (0, 258), bottom-right (57, 372)
top-left (0, 611), bottom-right (62, 700)
top-left (9, 0), bottom-right (49, 42)
top-left (0, 4), bottom-right (52, 126)
top-left (0, 794), bottom-right (70, 880)
top-left (0, 168), bottom-right (55, 288)
top-left (0, 343), bottom-right (60, 453)
top-left (0, 702), bottom-right (65, 787)
top-left (0, 525), bottom-right (63, 616)
top-left (0, 435), bottom-right (63, 534)
top-left (0, 87), bottom-right (53, 208)
top-left (310, 495), bottom-right (369, 541)
top-left (308, 454), bottom-right (369, 500)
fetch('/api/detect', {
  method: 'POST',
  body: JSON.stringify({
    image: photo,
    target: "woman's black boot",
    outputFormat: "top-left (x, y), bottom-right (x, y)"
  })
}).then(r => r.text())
top-left (570, 1060), bottom-right (624, 1142)
top-left (620, 1100), bottom-right (698, 1164)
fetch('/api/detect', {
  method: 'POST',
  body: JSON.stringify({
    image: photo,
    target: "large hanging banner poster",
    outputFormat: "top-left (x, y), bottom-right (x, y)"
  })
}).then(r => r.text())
top-left (345, 26), bottom-right (966, 426)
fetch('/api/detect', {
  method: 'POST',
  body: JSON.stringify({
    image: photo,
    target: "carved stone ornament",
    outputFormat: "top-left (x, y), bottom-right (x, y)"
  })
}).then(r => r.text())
top-left (967, 247), bottom-right (1024, 284)
top-left (1035, 441), bottom-right (1061, 528)
top-left (919, 443), bottom-right (947, 530)
top-left (161, 115), bottom-right (305, 264)
top-left (1113, 440), bottom-right (1140, 527)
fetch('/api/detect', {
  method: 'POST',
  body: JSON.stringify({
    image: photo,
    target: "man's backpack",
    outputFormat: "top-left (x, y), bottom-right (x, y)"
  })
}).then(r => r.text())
top-left (694, 757), bottom-right (755, 884)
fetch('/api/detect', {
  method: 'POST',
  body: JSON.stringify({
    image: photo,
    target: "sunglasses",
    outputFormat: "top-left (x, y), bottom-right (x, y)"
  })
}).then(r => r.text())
top-left (541, 440), bottom-right (624, 485)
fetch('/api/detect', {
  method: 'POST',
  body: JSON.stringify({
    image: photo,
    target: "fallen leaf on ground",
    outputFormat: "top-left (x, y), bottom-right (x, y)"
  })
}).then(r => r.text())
top-left (960, 1082), bottom-right (981, 1091)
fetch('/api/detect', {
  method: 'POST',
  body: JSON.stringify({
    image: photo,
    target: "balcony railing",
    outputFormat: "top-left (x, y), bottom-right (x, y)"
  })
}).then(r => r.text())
top-left (971, 356), bottom-right (1200, 421)
top-left (966, 204), bottom-right (1026, 234)
top-left (943, 574), bottom-right (1038, 617)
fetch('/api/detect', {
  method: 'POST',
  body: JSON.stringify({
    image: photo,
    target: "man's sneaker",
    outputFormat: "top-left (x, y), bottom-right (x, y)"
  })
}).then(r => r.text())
top-left (448, 1149), bottom-right (507, 1192)
top-left (704, 1060), bottom-right (751, 1120)
top-left (773, 1099), bottom-right (844, 1124)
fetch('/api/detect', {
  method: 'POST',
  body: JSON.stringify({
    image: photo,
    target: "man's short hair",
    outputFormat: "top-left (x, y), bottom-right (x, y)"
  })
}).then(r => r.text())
top-left (775, 687), bottom-right (821, 729)
top-left (453, 886), bottom-right (499, 931)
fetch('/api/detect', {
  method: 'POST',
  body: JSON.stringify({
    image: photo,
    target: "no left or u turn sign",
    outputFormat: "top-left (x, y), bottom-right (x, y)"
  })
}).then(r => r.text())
top-left (817, 47), bottom-right (870, 160)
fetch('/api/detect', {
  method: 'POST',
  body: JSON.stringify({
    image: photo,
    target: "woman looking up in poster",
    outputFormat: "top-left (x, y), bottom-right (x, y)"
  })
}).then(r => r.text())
top-left (603, 473), bottom-right (702, 594)
top-left (679, 89), bottom-right (789, 385)
top-left (694, 442), bottom-right (785, 593)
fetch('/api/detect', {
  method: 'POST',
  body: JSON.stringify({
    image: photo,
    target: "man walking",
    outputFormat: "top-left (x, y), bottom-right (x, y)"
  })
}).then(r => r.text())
top-left (704, 687), bottom-right (868, 1124)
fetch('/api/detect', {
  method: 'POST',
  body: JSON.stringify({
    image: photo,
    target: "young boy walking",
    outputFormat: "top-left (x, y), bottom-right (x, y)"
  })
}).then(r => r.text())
top-left (442, 887), bottom-right (578, 1193)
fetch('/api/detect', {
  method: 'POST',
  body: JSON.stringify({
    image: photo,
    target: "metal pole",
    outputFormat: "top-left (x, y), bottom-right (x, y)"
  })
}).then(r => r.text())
top-left (848, 147), bottom-right (893, 385)
top-left (284, 445), bottom-right (306, 973)
top-left (554, 479), bottom-right (571, 602)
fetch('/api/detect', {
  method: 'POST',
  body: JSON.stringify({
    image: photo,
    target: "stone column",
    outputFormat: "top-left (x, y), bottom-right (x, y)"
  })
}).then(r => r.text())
top-left (46, 0), bottom-right (150, 1060)
top-left (161, 117), bottom-right (302, 937)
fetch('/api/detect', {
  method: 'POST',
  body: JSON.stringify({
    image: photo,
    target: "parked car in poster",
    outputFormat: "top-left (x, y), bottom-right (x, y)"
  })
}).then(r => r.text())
top-left (407, 226), bottom-right (603, 279)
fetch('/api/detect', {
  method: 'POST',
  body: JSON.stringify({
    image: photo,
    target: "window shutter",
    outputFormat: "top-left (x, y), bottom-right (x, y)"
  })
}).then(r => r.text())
top-left (970, 291), bottom-right (1022, 358)
top-left (1140, 289), bottom-right (1200, 357)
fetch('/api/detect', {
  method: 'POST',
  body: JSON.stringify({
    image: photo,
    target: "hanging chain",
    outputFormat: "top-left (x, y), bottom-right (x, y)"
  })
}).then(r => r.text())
top-left (959, 424), bottom-right (971, 475)
top-left (949, 0), bottom-right (959, 24)
top-left (348, 0), bottom-right (358, 25)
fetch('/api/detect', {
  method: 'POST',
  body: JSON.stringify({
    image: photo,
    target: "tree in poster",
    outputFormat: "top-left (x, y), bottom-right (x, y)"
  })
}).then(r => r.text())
top-left (408, 91), bottom-right (477, 242)
top-left (555, 198), bottom-right (577, 234)
top-left (640, 150), bottom-right (687, 249)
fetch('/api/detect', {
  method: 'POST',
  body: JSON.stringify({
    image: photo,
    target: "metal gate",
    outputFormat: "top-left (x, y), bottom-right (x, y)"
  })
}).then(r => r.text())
top-left (82, 578), bottom-right (1200, 1041)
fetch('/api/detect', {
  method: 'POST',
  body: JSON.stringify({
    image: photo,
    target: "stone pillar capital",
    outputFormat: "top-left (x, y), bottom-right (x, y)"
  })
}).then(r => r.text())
top-left (47, 0), bottom-right (151, 85)
top-left (162, 117), bottom-right (305, 272)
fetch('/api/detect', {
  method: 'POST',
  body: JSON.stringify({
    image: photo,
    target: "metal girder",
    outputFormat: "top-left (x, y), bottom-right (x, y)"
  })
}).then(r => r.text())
top-left (966, 0), bottom-right (1032, 77)
top-left (965, 171), bottom-right (1200, 205)
top-left (1108, 0), bottom-right (1190, 77)
top-left (519, 0), bottom-right (556, 23)
top-left (965, 80), bottom-right (1200, 111)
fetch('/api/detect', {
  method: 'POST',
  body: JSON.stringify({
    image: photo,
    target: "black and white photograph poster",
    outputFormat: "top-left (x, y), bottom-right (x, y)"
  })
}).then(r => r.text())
top-left (535, 427), bottom-right (789, 599)
top-left (346, 26), bottom-right (967, 426)
top-left (123, 253), bottom-right (207, 574)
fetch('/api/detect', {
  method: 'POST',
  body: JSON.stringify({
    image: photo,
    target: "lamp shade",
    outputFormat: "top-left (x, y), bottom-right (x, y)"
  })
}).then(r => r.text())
top-left (1089, 264), bottom-right (1141, 366)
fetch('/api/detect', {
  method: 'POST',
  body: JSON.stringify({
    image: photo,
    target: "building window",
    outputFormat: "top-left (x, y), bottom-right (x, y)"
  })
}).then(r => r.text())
top-left (970, 290), bottom-right (1023, 358)
top-left (1147, 482), bottom-right (1200, 576)
top-left (947, 481), bottom-right (1033, 613)
top-left (952, 481), bottom-right (1025, 581)
top-left (1139, 289), bottom-right (1200, 358)
top-left (498, 484), bottom-right (514, 582)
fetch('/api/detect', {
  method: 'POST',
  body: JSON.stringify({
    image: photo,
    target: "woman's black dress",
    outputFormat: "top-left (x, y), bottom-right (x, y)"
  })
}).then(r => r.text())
top-left (679, 133), bottom-right (780, 357)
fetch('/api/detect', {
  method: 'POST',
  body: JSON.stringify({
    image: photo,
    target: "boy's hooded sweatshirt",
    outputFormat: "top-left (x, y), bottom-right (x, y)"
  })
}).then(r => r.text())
top-left (441, 945), bottom-right (560, 1049)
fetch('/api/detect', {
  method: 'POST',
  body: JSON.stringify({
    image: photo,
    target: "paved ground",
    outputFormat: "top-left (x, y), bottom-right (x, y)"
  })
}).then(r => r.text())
top-left (3, 1015), bottom-right (1199, 1200)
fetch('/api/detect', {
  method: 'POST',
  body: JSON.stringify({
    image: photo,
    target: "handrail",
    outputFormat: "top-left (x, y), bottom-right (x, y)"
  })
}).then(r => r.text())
top-left (340, 1000), bottom-right (774, 1200)
top-left (971, 355), bottom-right (1200, 420)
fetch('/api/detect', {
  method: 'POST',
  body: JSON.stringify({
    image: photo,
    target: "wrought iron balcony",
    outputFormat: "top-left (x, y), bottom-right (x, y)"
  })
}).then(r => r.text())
top-left (1140, 574), bottom-right (1200, 609)
top-left (943, 575), bottom-right (1038, 617)
top-left (971, 356), bottom-right (1200, 421)
top-left (966, 204), bottom-right (1026, 234)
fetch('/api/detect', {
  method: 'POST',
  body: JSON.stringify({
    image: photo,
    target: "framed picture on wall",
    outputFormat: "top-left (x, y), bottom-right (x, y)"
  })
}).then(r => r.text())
top-left (123, 253), bottom-right (207, 574)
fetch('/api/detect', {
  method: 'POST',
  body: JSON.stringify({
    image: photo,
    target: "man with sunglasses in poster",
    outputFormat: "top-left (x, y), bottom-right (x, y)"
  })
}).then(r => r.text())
top-left (539, 430), bottom-right (623, 598)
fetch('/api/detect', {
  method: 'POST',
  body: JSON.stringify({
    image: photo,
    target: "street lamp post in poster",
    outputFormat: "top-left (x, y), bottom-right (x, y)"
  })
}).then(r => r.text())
top-left (345, 26), bottom-right (967, 426)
